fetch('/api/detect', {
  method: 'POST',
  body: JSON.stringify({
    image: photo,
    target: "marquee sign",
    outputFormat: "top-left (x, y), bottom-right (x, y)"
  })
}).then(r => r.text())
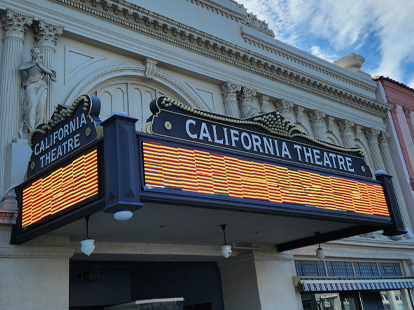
top-left (12, 95), bottom-right (104, 244)
top-left (143, 97), bottom-right (371, 179)
top-left (26, 95), bottom-right (102, 178)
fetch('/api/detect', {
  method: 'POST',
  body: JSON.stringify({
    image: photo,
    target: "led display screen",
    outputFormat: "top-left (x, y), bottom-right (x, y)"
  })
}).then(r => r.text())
top-left (142, 141), bottom-right (389, 217)
top-left (21, 149), bottom-right (99, 230)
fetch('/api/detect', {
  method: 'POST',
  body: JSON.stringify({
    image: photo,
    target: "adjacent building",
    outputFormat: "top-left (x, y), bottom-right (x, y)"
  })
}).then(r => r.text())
top-left (0, 1), bottom-right (413, 309)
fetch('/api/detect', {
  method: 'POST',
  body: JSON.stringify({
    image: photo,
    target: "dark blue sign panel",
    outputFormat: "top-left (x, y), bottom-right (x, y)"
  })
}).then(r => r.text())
top-left (144, 96), bottom-right (372, 179)
top-left (26, 95), bottom-right (101, 178)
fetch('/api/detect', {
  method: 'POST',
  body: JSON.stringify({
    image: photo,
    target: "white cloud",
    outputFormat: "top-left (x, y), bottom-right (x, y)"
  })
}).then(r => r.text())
top-left (236, 0), bottom-right (414, 84)
top-left (309, 46), bottom-right (337, 62)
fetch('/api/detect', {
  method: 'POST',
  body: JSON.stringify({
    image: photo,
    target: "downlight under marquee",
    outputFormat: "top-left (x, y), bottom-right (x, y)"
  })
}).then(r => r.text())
top-left (12, 95), bottom-right (406, 250)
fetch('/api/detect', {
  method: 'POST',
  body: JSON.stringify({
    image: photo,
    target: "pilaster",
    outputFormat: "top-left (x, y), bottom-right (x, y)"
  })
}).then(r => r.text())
top-left (33, 20), bottom-right (63, 120)
top-left (365, 128), bottom-right (386, 172)
top-left (308, 109), bottom-right (326, 140)
top-left (239, 87), bottom-right (257, 118)
top-left (378, 131), bottom-right (412, 231)
top-left (338, 119), bottom-right (355, 148)
top-left (221, 81), bottom-right (241, 118)
top-left (294, 106), bottom-right (304, 124)
top-left (0, 10), bottom-right (32, 197)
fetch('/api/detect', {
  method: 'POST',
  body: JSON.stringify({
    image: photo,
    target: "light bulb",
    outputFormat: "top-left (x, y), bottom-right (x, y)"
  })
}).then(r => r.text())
top-left (390, 234), bottom-right (402, 241)
top-left (315, 247), bottom-right (325, 260)
top-left (81, 238), bottom-right (95, 256)
top-left (221, 244), bottom-right (232, 258)
top-left (114, 210), bottom-right (133, 221)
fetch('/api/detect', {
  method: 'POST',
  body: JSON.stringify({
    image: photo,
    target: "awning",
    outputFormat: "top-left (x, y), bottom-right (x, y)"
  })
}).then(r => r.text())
top-left (294, 276), bottom-right (414, 292)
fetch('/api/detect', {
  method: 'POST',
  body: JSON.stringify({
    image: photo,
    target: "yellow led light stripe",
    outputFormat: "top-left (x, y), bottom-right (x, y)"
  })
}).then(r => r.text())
top-left (21, 150), bottom-right (99, 229)
top-left (143, 142), bottom-right (389, 217)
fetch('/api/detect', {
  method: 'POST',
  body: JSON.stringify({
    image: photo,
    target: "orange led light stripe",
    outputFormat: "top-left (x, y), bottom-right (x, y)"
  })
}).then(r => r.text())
top-left (21, 150), bottom-right (99, 229)
top-left (143, 142), bottom-right (389, 217)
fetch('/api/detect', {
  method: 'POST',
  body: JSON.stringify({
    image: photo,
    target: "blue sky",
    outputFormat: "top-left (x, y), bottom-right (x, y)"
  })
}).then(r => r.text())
top-left (236, 0), bottom-right (414, 87)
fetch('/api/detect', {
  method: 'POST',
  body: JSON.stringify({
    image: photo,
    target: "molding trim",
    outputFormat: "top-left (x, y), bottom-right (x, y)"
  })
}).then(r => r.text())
top-left (64, 63), bottom-right (208, 111)
top-left (0, 246), bottom-right (74, 258)
top-left (46, 0), bottom-right (390, 117)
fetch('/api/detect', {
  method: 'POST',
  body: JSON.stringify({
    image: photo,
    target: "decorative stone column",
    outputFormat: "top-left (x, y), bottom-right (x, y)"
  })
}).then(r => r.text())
top-left (354, 124), bottom-right (362, 141)
top-left (34, 20), bottom-right (63, 120)
top-left (379, 131), bottom-right (412, 230)
top-left (338, 119), bottom-right (355, 148)
top-left (259, 95), bottom-right (271, 113)
top-left (0, 10), bottom-right (32, 197)
top-left (275, 98), bottom-right (293, 121)
top-left (365, 128), bottom-right (386, 172)
top-left (239, 87), bottom-right (257, 118)
top-left (308, 109), bottom-right (326, 140)
top-left (221, 81), bottom-right (241, 118)
top-left (403, 107), bottom-right (414, 145)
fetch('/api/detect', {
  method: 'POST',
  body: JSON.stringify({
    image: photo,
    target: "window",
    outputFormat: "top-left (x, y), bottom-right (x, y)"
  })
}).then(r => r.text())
top-left (326, 261), bottom-right (354, 277)
top-left (295, 260), bottom-right (402, 278)
top-left (379, 263), bottom-right (403, 277)
top-left (295, 260), bottom-right (326, 277)
top-left (353, 262), bottom-right (379, 277)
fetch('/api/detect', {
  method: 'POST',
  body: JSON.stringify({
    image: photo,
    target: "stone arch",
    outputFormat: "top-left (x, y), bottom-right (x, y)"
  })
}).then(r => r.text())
top-left (64, 63), bottom-right (208, 130)
top-left (324, 132), bottom-right (341, 146)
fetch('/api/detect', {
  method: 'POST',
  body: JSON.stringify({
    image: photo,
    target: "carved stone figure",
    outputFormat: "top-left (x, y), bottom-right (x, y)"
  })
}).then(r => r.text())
top-left (19, 47), bottom-right (56, 136)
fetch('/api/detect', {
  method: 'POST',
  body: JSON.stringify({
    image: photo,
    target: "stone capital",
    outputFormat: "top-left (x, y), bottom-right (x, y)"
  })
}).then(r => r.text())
top-left (34, 20), bottom-right (64, 48)
top-left (338, 119), bottom-right (354, 134)
top-left (2, 10), bottom-right (32, 39)
top-left (403, 106), bottom-right (412, 119)
top-left (365, 128), bottom-right (380, 144)
top-left (308, 109), bottom-right (326, 122)
top-left (378, 131), bottom-right (390, 145)
top-left (221, 81), bottom-right (241, 98)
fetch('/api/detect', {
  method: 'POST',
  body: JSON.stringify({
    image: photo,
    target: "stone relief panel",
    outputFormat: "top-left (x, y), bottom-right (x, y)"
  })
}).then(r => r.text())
top-left (186, 82), bottom-right (215, 112)
top-left (90, 79), bottom-right (164, 131)
top-left (64, 46), bottom-right (105, 84)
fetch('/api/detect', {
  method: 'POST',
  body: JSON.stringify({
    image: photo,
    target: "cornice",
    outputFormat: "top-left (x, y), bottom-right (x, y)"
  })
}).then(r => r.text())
top-left (186, 0), bottom-right (275, 37)
top-left (47, 0), bottom-right (389, 116)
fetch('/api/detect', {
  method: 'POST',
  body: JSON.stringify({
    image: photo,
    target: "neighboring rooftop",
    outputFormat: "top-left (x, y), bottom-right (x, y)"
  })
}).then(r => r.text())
top-left (373, 76), bottom-right (414, 93)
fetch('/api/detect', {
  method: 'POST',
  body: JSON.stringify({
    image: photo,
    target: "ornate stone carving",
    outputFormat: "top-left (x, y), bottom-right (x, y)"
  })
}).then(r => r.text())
top-left (275, 98), bottom-right (293, 121)
top-left (324, 116), bottom-right (334, 133)
top-left (34, 21), bottom-right (63, 121)
top-left (221, 81), bottom-right (241, 118)
top-left (19, 48), bottom-right (57, 136)
top-left (403, 106), bottom-right (412, 118)
top-left (308, 109), bottom-right (326, 140)
top-left (0, 10), bottom-right (33, 198)
top-left (52, 0), bottom-right (387, 117)
top-left (243, 13), bottom-right (275, 37)
top-left (259, 95), bottom-right (271, 113)
top-left (294, 106), bottom-right (304, 124)
top-left (2, 10), bottom-right (32, 39)
top-left (338, 119), bottom-right (355, 148)
top-left (144, 58), bottom-right (158, 79)
top-left (34, 20), bottom-right (63, 48)
top-left (239, 87), bottom-right (258, 118)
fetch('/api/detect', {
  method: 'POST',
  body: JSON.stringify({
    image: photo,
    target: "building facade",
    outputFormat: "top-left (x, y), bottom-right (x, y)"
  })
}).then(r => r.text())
top-left (0, 1), bottom-right (413, 309)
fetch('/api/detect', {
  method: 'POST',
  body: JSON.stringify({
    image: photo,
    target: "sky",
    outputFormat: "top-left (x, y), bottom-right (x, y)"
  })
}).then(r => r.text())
top-left (235, 0), bottom-right (414, 88)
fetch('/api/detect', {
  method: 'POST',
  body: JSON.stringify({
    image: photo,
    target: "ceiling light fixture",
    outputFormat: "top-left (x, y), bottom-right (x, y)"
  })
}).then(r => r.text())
top-left (80, 216), bottom-right (95, 256)
top-left (315, 231), bottom-right (325, 260)
top-left (114, 210), bottom-right (133, 221)
top-left (220, 224), bottom-right (232, 258)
